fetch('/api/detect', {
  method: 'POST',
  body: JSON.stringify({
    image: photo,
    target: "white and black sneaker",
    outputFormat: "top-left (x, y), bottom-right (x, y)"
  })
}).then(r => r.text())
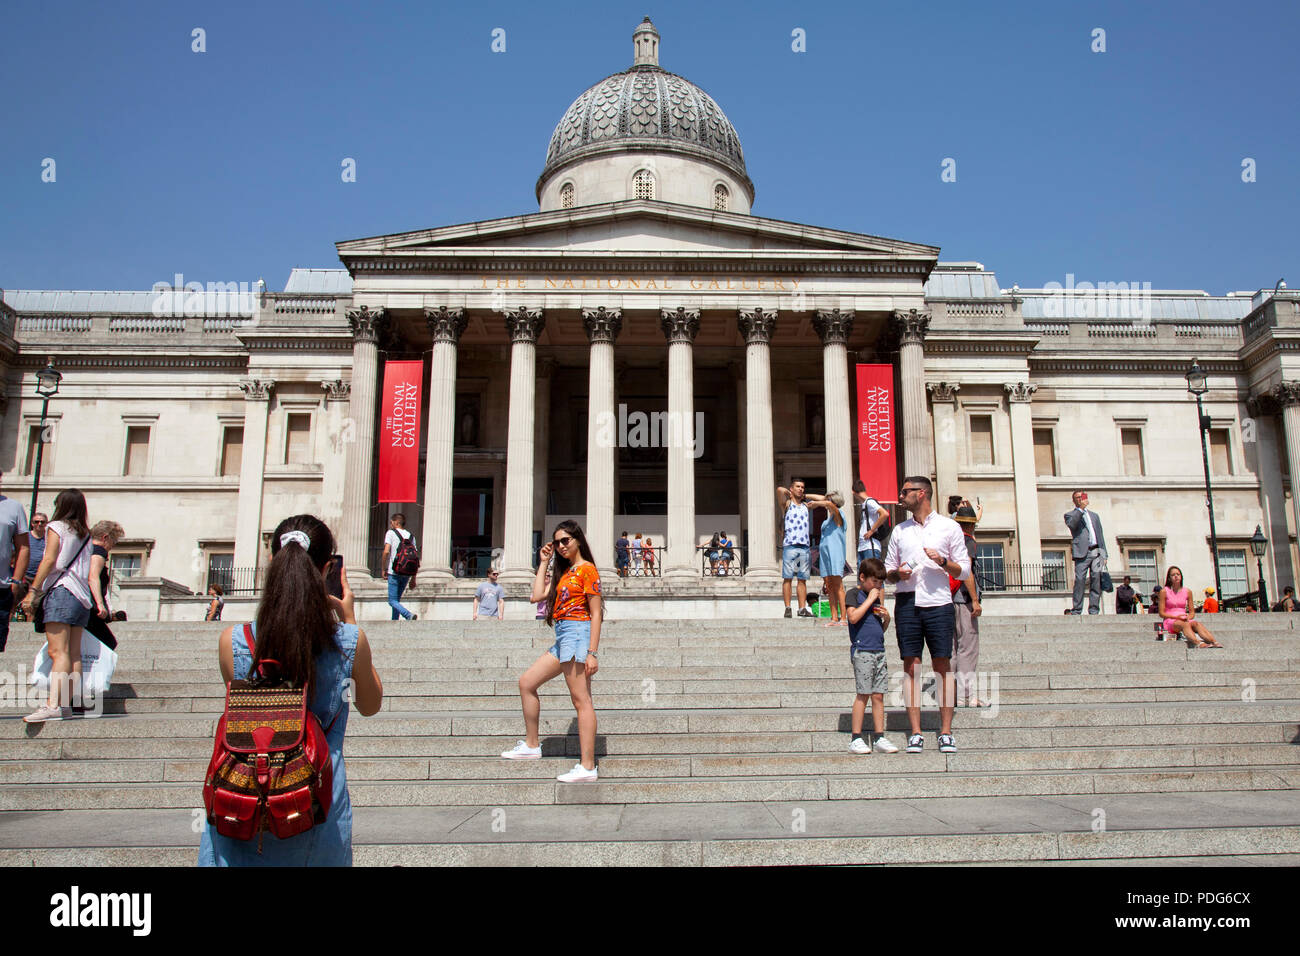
top-left (906, 733), bottom-right (924, 753)
top-left (938, 734), bottom-right (957, 753)
top-left (784, 606), bottom-right (792, 618)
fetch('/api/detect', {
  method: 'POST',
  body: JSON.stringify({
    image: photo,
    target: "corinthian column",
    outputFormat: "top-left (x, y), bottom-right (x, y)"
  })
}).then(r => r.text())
top-left (928, 382), bottom-right (960, 508)
top-left (584, 308), bottom-right (622, 576)
top-left (501, 307), bottom-right (545, 584)
top-left (739, 308), bottom-right (780, 579)
top-left (421, 306), bottom-right (466, 579)
top-left (661, 307), bottom-right (700, 578)
top-left (340, 306), bottom-right (386, 574)
top-left (1273, 382), bottom-right (1300, 547)
top-left (893, 309), bottom-right (933, 479)
top-left (813, 309), bottom-right (857, 547)
top-left (1005, 382), bottom-right (1042, 565)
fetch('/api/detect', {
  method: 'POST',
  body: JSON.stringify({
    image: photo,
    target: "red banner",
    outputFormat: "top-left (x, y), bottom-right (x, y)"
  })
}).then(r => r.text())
top-left (856, 364), bottom-right (897, 503)
top-left (378, 360), bottom-right (423, 503)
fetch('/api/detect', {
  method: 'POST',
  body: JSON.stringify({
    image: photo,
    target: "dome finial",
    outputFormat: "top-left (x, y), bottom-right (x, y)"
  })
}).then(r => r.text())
top-left (633, 16), bottom-right (659, 67)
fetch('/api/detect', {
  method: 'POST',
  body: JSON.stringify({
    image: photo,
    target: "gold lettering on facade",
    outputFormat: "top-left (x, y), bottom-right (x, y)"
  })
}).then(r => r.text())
top-left (476, 275), bottom-right (795, 291)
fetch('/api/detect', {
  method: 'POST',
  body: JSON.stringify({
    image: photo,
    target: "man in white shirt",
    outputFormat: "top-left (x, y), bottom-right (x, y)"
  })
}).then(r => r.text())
top-left (381, 513), bottom-right (417, 622)
top-left (884, 475), bottom-right (971, 754)
top-left (853, 479), bottom-right (888, 563)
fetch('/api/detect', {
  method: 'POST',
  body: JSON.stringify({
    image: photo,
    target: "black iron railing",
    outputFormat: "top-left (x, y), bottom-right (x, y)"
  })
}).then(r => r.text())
top-left (614, 546), bottom-right (665, 577)
top-left (973, 561), bottom-right (1069, 593)
top-left (699, 545), bottom-right (744, 577)
top-left (207, 566), bottom-right (264, 595)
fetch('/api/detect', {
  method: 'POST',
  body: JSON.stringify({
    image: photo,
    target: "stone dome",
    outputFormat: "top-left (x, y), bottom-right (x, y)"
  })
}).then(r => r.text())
top-left (536, 18), bottom-right (754, 206)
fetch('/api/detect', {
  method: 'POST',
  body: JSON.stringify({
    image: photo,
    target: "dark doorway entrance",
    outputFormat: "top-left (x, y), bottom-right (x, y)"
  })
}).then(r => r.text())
top-left (452, 477), bottom-right (495, 577)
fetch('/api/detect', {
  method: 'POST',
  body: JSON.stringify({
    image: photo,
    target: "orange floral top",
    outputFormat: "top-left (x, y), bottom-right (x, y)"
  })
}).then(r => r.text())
top-left (552, 563), bottom-right (602, 621)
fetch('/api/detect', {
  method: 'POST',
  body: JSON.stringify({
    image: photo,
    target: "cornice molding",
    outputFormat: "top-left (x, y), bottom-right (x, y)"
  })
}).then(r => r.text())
top-left (341, 256), bottom-right (935, 278)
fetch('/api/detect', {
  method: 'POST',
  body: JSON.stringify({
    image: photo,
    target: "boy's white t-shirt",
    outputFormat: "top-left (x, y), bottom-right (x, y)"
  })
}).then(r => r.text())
top-left (385, 527), bottom-right (411, 574)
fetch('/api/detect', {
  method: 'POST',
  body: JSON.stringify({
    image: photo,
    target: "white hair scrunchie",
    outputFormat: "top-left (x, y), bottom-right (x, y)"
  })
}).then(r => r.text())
top-left (280, 530), bottom-right (312, 551)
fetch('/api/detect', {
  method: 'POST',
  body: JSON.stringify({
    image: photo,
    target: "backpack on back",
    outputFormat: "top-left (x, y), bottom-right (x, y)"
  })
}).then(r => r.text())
top-left (203, 624), bottom-right (335, 850)
top-left (392, 531), bottom-right (420, 576)
top-left (865, 499), bottom-right (892, 543)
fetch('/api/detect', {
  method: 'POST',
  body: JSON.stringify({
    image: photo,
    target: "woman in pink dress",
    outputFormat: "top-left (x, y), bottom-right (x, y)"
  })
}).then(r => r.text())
top-left (1158, 566), bottom-right (1223, 647)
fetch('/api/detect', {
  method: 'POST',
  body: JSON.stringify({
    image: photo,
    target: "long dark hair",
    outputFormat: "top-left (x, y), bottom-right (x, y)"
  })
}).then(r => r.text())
top-left (1164, 566), bottom-right (1184, 590)
top-left (50, 489), bottom-right (89, 539)
top-left (709, 532), bottom-right (721, 549)
top-left (544, 519), bottom-right (596, 628)
top-left (252, 515), bottom-right (338, 695)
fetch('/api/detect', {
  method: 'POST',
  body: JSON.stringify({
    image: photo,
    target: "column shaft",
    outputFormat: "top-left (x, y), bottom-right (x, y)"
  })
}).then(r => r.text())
top-left (584, 309), bottom-right (621, 575)
top-left (929, 383), bottom-right (959, 505)
top-left (741, 308), bottom-right (780, 578)
top-left (662, 309), bottom-right (700, 577)
top-left (233, 381), bottom-right (272, 571)
top-left (814, 310), bottom-right (857, 547)
top-left (502, 309), bottom-right (544, 583)
top-left (1006, 384), bottom-right (1043, 566)
top-left (894, 310), bottom-right (933, 479)
top-left (340, 307), bottom-right (384, 573)
top-left (1283, 402), bottom-right (1300, 554)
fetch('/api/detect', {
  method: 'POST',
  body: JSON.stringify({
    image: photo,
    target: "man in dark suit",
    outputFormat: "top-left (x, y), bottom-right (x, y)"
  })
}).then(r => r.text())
top-left (1065, 490), bottom-right (1107, 615)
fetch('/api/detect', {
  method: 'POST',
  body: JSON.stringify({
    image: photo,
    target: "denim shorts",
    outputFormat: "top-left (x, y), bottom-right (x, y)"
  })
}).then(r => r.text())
top-left (43, 586), bottom-right (91, 628)
top-left (782, 545), bottom-right (810, 580)
top-left (548, 619), bottom-right (592, 663)
top-left (893, 591), bottom-right (954, 660)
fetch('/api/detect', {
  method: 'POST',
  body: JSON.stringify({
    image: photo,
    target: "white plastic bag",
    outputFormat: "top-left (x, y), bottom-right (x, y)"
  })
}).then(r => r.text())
top-left (30, 634), bottom-right (118, 697)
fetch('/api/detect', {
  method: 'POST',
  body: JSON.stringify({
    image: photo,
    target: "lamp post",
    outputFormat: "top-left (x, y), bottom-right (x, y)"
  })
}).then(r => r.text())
top-left (1185, 359), bottom-right (1222, 602)
top-left (1250, 524), bottom-right (1269, 612)
top-left (30, 358), bottom-right (62, 519)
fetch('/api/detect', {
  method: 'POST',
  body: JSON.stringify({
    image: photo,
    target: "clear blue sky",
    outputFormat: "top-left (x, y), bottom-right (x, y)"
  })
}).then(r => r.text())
top-left (2, 0), bottom-right (1296, 294)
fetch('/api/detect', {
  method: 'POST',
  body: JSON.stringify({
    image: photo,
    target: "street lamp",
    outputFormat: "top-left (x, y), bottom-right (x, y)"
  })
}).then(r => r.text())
top-left (30, 358), bottom-right (62, 519)
top-left (1185, 359), bottom-right (1222, 603)
top-left (1250, 524), bottom-right (1269, 612)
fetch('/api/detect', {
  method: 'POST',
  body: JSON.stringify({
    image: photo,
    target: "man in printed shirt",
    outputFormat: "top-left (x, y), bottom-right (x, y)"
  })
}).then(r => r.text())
top-left (884, 475), bottom-right (971, 754)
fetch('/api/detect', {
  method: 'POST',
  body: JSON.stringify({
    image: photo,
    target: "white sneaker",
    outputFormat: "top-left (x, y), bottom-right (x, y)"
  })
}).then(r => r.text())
top-left (557, 763), bottom-right (598, 783)
top-left (872, 735), bottom-right (900, 754)
top-left (848, 738), bottom-right (871, 755)
top-left (23, 704), bottom-right (62, 723)
top-left (500, 740), bottom-right (542, 760)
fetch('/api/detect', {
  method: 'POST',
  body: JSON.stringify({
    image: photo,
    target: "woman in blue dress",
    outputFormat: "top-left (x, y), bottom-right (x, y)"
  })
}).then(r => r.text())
top-left (808, 491), bottom-right (847, 626)
top-left (198, 514), bottom-right (384, 867)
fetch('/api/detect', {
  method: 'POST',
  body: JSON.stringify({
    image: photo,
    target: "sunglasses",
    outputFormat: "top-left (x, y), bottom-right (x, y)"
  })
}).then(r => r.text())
top-left (554, 536), bottom-right (574, 547)
top-left (900, 487), bottom-right (922, 495)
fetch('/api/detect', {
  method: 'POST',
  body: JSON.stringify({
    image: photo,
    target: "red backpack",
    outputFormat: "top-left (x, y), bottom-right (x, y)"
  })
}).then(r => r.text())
top-left (392, 532), bottom-right (420, 576)
top-left (203, 624), bottom-right (335, 851)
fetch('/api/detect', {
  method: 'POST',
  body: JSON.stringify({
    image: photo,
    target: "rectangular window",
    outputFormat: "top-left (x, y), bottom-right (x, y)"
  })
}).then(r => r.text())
top-left (975, 542), bottom-right (1005, 592)
top-left (970, 416), bottom-right (994, 466)
top-left (221, 426), bottom-right (244, 476)
top-left (207, 552), bottom-right (235, 593)
top-left (109, 552), bottom-right (143, 580)
top-left (24, 424), bottom-right (48, 475)
top-left (1209, 429), bottom-right (1231, 475)
top-left (1033, 428), bottom-right (1056, 476)
top-left (1121, 427), bottom-right (1144, 476)
top-left (1042, 549), bottom-right (1067, 590)
top-left (285, 414), bottom-right (312, 464)
top-left (1219, 549), bottom-right (1248, 598)
top-left (125, 426), bottom-right (151, 476)
top-left (1127, 549), bottom-right (1158, 598)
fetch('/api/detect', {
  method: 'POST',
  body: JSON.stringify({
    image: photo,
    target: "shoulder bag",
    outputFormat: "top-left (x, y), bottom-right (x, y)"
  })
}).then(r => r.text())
top-left (32, 533), bottom-right (91, 634)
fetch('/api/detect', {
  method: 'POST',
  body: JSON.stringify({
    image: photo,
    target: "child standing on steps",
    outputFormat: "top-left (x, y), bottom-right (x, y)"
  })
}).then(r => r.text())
top-left (845, 558), bottom-right (899, 754)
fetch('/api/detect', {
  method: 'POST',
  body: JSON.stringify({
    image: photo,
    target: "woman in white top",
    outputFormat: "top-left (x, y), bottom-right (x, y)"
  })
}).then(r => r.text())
top-left (21, 489), bottom-right (95, 722)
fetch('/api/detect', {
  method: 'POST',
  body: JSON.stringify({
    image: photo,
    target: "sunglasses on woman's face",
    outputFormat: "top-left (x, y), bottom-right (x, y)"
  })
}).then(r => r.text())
top-left (554, 536), bottom-right (574, 547)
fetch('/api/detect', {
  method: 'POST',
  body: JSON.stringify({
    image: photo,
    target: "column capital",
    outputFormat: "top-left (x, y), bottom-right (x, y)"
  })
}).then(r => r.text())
top-left (239, 378), bottom-right (275, 402)
top-left (320, 379), bottom-right (351, 403)
top-left (812, 309), bottom-right (855, 345)
top-left (425, 306), bottom-right (467, 344)
top-left (582, 307), bottom-right (623, 344)
top-left (737, 307), bottom-right (778, 345)
top-left (892, 308), bottom-right (931, 345)
top-left (927, 381), bottom-right (960, 404)
top-left (1004, 382), bottom-right (1038, 404)
top-left (660, 307), bottom-right (701, 344)
top-left (504, 307), bottom-right (545, 344)
top-left (346, 305), bottom-right (387, 344)
top-left (1271, 381), bottom-right (1300, 409)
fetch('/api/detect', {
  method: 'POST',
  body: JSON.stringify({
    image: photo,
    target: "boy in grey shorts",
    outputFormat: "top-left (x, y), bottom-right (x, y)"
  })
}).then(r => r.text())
top-left (846, 558), bottom-right (899, 754)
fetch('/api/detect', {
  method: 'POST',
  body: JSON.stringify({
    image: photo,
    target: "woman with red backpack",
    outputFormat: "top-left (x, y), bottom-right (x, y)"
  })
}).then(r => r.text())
top-left (198, 514), bottom-right (383, 866)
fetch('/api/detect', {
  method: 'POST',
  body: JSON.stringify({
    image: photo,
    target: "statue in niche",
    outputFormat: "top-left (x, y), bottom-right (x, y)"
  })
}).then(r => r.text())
top-left (456, 395), bottom-right (480, 447)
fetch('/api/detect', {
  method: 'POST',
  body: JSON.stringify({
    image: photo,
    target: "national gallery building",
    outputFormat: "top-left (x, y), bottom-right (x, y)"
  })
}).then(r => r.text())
top-left (3, 19), bottom-right (1297, 618)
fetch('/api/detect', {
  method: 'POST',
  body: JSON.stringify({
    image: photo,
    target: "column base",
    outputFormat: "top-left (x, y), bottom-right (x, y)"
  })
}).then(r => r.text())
top-left (663, 566), bottom-right (699, 582)
top-left (744, 567), bottom-right (783, 584)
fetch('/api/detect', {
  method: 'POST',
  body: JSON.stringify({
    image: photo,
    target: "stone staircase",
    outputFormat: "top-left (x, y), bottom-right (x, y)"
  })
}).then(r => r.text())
top-left (1, 615), bottom-right (1297, 865)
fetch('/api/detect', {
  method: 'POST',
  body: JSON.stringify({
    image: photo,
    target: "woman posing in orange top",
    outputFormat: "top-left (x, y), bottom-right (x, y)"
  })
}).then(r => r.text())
top-left (500, 520), bottom-right (603, 782)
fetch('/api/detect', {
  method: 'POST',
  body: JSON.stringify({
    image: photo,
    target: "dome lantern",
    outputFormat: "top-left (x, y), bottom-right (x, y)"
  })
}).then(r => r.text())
top-left (632, 17), bottom-right (660, 66)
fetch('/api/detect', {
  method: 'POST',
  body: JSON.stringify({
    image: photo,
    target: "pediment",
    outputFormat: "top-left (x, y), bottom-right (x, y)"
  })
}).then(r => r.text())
top-left (337, 200), bottom-right (938, 262)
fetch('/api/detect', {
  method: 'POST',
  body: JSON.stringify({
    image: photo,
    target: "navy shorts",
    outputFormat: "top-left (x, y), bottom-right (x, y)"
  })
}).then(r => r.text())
top-left (893, 592), bottom-right (954, 660)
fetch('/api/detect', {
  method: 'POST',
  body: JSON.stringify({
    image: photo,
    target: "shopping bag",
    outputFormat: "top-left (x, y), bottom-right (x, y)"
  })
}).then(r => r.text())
top-left (30, 634), bottom-right (118, 698)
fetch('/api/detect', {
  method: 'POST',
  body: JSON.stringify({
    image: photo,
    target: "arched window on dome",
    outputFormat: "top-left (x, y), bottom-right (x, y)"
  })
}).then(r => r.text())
top-left (560, 182), bottom-right (575, 209)
top-left (713, 183), bottom-right (729, 212)
top-left (633, 169), bottom-right (656, 201)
